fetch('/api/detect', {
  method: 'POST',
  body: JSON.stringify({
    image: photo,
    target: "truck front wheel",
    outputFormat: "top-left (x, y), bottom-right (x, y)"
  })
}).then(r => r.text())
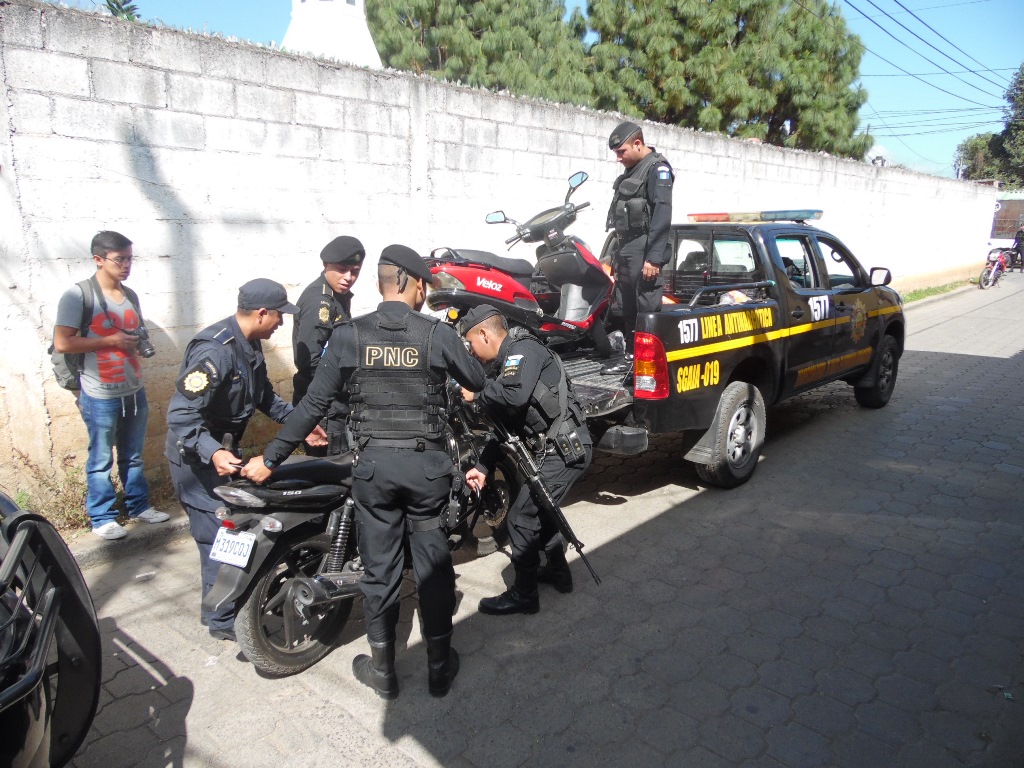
top-left (854, 335), bottom-right (899, 408)
top-left (695, 382), bottom-right (766, 488)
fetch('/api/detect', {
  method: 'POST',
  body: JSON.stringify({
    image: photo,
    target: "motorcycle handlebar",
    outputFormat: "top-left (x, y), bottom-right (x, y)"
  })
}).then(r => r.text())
top-left (505, 233), bottom-right (522, 245)
top-left (574, 201), bottom-right (590, 212)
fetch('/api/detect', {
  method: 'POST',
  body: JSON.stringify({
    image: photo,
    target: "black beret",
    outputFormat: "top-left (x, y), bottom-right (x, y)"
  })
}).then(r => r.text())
top-left (379, 244), bottom-right (433, 284)
top-left (320, 235), bottom-right (365, 265)
top-left (457, 303), bottom-right (505, 335)
top-left (608, 120), bottom-right (642, 150)
top-left (238, 278), bottom-right (298, 313)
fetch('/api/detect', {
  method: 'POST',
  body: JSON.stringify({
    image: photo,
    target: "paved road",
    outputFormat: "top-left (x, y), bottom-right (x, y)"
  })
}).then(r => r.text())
top-left (69, 276), bottom-right (1024, 768)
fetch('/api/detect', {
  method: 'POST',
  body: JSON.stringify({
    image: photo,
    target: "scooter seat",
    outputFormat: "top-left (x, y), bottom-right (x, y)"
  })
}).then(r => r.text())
top-left (447, 249), bottom-right (535, 280)
top-left (269, 453), bottom-right (355, 488)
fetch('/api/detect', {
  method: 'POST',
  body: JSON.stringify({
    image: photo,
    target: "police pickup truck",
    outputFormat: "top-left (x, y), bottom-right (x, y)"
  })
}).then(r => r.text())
top-left (567, 209), bottom-right (905, 488)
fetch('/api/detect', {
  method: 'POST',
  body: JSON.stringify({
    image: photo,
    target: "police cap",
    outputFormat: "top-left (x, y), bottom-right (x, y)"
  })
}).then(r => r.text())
top-left (379, 244), bottom-right (433, 284)
top-left (320, 235), bottom-right (365, 265)
top-left (457, 303), bottom-right (505, 335)
top-left (238, 278), bottom-right (299, 314)
top-left (608, 120), bottom-right (642, 150)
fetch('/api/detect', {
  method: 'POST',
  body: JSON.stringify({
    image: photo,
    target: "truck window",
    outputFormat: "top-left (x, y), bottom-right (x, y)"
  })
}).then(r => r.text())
top-left (816, 236), bottom-right (865, 289)
top-left (668, 234), bottom-right (712, 302)
top-left (774, 235), bottom-right (819, 289)
top-left (712, 236), bottom-right (757, 276)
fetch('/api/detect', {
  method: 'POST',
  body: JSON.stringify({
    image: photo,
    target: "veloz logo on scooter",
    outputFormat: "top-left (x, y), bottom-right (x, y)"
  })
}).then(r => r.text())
top-left (365, 345), bottom-right (420, 367)
top-left (477, 276), bottom-right (503, 293)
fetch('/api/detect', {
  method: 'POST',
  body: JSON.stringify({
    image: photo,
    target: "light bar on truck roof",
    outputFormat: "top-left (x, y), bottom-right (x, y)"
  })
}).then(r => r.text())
top-left (686, 209), bottom-right (823, 223)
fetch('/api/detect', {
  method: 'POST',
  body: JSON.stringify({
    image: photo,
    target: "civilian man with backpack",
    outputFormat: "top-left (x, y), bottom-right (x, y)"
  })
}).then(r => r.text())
top-left (52, 231), bottom-right (169, 539)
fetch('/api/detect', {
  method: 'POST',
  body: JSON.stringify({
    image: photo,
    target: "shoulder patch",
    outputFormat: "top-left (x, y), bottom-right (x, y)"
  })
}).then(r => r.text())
top-left (318, 305), bottom-right (330, 324)
top-left (176, 357), bottom-right (220, 399)
top-left (502, 354), bottom-right (525, 377)
top-left (657, 165), bottom-right (672, 180)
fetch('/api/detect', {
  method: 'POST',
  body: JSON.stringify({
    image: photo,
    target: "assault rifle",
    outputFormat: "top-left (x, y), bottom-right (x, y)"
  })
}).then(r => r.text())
top-left (479, 410), bottom-right (601, 586)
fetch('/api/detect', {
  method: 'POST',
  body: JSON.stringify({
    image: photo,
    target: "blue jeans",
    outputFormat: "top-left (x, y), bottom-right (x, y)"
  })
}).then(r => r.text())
top-left (79, 389), bottom-right (150, 527)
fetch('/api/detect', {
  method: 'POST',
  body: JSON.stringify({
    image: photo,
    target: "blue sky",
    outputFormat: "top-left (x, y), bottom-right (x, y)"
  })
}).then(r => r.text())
top-left (62, 0), bottom-right (1019, 177)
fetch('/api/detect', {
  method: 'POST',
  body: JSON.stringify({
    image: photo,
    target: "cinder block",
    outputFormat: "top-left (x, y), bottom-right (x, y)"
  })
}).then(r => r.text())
top-left (167, 73), bottom-right (234, 116)
top-left (8, 91), bottom-right (51, 136)
top-left (511, 150), bottom-right (544, 179)
top-left (13, 135), bottom-right (101, 181)
top-left (205, 116), bottom-right (266, 153)
top-left (266, 123), bottom-right (319, 158)
top-left (462, 117), bottom-right (498, 147)
top-left (133, 108), bottom-right (205, 150)
top-left (265, 53), bottom-right (319, 93)
top-left (1, 3), bottom-right (43, 47)
top-left (127, 26), bottom-right (203, 74)
top-left (428, 113), bottom-right (462, 143)
top-left (43, 10), bottom-right (130, 62)
top-left (52, 97), bottom-right (133, 142)
top-left (235, 83), bottom-right (294, 123)
top-left (4, 49), bottom-right (89, 96)
top-left (556, 132), bottom-right (584, 158)
top-left (367, 74), bottom-right (411, 106)
top-left (443, 88), bottom-right (483, 119)
top-left (367, 133), bottom-right (409, 166)
top-left (198, 39), bottom-right (267, 84)
top-left (294, 92), bottom-right (345, 128)
top-left (346, 101), bottom-right (405, 135)
top-left (496, 124), bottom-right (529, 152)
top-left (318, 64), bottom-right (371, 100)
top-left (92, 60), bottom-right (166, 108)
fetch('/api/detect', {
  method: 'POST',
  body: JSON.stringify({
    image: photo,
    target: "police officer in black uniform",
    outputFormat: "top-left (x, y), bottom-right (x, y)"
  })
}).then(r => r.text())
top-left (293, 235), bottom-right (365, 455)
top-left (602, 120), bottom-right (674, 375)
top-left (165, 279), bottom-right (324, 641)
top-left (461, 305), bottom-right (593, 615)
top-left (1012, 226), bottom-right (1024, 273)
top-left (242, 245), bottom-right (486, 699)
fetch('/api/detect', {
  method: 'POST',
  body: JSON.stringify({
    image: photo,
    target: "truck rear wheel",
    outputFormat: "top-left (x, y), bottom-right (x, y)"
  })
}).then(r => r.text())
top-left (695, 382), bottom-right (765, 488)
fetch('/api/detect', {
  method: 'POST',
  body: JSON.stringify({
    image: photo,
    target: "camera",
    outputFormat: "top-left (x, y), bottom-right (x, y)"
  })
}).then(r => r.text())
top-left (124, 326), bottom-right (156, 358)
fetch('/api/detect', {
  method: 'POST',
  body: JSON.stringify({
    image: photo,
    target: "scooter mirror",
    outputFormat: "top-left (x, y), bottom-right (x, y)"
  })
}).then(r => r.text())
top-left (485, 211), bottom-right (507, 224)
top-left (568, 171), bottom-right (588, 189)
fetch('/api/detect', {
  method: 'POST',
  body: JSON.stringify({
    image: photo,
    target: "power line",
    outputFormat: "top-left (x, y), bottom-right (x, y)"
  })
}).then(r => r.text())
top-left (862, 67), bottom-right (1017, 77)
top-left (860, 103), bottom-right (946, 164)
top-left (843, 0), bottom-right (1004, 101)
top-left (845, 0), bottom-right (995, 17)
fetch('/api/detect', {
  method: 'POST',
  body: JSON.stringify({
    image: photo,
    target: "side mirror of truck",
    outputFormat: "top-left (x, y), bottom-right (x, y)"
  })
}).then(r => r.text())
top-left (869, 267), bottom-right (892, 286)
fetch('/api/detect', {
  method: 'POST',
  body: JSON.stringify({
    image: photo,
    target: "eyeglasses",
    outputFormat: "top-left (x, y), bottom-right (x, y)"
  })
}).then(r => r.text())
top-left (102, 255), bottom-right (134, 266)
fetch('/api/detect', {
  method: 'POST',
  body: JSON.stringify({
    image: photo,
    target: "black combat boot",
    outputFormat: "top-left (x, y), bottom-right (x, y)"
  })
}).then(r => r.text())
top-left (425, 632), bottom-right (460, 698)
top-left (479, 567), bottom-right (540, 615)
top-left (537, 548), bottom-right (573, 594)
top-left (352, 640), bottom-right (399, 700)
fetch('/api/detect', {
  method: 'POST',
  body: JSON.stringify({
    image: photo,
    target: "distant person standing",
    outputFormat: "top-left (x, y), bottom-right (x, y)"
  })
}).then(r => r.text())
top-left (52, 231), bottom-right (169, 540)
top-left (1012, 226), bottom-right (1024, 272)
top-left (292, 236), bottom-right (364, 455)
top-left (602, 121), bottom-right (674, 375)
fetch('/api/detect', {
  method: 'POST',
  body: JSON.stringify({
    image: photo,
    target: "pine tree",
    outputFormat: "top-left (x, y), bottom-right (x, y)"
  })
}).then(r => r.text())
top-left (955, 63), bottom-right (1024, 188)
top-left (367, 0), bottom-right (593, 105)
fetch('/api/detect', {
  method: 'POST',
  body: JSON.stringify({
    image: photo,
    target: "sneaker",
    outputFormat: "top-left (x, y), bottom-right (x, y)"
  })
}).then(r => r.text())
top-left (93, 521), bottom-right (127, 540)
top-left (132, 508), bottom-right (170, 524)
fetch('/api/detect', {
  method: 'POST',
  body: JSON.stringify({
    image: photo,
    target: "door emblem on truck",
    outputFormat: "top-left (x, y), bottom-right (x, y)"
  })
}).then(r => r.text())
top-left (850, 299), bottom-right (867, 343)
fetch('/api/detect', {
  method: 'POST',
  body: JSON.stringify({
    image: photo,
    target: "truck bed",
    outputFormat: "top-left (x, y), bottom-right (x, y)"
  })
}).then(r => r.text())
top-left (562, 354), bottom-right (633, 418)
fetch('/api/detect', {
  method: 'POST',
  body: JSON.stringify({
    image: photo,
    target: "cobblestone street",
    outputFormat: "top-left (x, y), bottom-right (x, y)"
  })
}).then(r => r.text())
top-left (70, 278), bottom-right (1024, 768)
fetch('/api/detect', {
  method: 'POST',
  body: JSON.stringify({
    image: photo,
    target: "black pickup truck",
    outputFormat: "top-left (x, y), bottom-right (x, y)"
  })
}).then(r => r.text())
top-left (565, 210), bottom-right (905, 488)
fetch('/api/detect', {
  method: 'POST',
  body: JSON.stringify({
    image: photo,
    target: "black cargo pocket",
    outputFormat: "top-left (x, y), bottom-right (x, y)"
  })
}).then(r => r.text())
top-left (352, 459), bottom-right (375, 481)
top-left (423, 452), bottom-right (454, 481)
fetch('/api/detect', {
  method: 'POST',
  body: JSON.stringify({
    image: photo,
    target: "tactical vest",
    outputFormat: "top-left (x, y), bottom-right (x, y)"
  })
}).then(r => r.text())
top-left (509, 328), bottom-right (583, 441)
top-left (348, 311), bottom-right (446, 440)
top-left (607, 150), bottom-right (672, 239)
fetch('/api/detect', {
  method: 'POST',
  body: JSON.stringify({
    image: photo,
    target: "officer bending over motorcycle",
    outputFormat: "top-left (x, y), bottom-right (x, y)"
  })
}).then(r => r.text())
top-left (461, 304), bottom-right (593, 615)
top-left (242, 245), bottom-right (486, 700)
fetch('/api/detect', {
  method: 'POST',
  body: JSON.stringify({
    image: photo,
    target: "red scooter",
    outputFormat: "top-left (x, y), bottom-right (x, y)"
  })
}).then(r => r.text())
top-left (428, 171), bottom-right (613, 355)
top-left (978, 248), bottom-right (1011, 289)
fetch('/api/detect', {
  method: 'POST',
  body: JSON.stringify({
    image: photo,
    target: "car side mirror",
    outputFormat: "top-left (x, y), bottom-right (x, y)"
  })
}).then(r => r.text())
top-left (485, 211), bottom-right (507, 224)
top-left (869, 267), bottom-right (892, 286)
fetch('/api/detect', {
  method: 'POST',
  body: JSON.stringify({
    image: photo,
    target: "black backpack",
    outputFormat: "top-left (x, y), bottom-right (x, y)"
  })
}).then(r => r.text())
top-left (49, 277), bottom-right (143, 391)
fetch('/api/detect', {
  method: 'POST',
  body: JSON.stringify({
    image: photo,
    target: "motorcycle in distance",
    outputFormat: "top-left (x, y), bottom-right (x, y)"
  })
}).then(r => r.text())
top-left (978, 248), bottom-right (1011, 289)
top-left (201, 389), bottom-right (518, 678)
top-left (427, 171), bottom-right (614, 356)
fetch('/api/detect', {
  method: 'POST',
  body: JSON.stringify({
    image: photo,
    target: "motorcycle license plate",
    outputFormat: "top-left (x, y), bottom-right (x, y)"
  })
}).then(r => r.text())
top-left (210, 528), bottom-right (257, 568)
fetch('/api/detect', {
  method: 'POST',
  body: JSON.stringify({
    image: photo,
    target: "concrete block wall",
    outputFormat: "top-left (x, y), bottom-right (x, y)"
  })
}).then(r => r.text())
top-left (0, 0), bottom-right (996, 500)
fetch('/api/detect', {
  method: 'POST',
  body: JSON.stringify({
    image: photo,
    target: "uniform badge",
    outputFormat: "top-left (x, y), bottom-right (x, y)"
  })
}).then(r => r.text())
top-left (176, 357), bottom-right (219, 400)
top-left (502, 354), bottom-right (524, 377)
top-left (318, 305), bottom-right (330, 324)
top-left (657, 165), bottom-right (671, 181)
top-left (183, 371), bottom-right (209, 393)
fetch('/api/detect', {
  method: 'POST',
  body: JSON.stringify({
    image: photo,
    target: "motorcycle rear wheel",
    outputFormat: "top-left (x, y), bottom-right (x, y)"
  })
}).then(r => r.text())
top-left (979, 267), bottom-right (995, 289)
top-left (235, 531), bottom-right (353, 677)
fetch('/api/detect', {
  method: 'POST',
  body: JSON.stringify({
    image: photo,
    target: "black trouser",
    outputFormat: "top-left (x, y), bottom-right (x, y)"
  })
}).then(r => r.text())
top-left (351, 446), bottom-right (456, 643)
top-left (182, 502), bottom-right (235, 631)
top-left (615, 239), bottom-right (663, 352)
top-left (506, 443), bottom-right (593, 591)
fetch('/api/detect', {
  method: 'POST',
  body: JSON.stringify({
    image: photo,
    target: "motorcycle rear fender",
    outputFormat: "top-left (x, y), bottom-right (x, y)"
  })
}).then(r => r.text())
top-left (202, 512), bottom-right (328, 613)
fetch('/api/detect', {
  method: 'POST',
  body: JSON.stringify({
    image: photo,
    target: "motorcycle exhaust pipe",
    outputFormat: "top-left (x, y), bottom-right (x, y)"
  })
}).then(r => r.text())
top-left (291, 571), bottom-right (363, 608)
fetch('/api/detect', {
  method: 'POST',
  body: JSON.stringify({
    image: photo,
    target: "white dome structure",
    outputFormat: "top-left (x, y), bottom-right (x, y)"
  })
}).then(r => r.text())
top-left (281, 0), bottom-right (383, 68)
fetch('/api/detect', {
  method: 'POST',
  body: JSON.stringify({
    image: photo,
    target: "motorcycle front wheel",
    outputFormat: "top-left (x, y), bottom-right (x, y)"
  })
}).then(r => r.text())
top-left (235, 531), bottom-right (353, 677)
top-left (979, 266), bottom-right (995, 289)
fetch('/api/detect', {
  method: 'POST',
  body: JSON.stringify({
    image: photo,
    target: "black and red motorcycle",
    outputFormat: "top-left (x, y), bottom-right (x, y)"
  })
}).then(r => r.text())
top-left (978, 248), bottom-right (1011, 289)
top-left (427, 171), bottom-right (614, 355)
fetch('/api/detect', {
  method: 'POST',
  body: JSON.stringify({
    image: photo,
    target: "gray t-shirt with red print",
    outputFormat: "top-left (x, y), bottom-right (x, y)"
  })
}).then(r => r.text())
top-left (55, 282), bottom-right (144, 399)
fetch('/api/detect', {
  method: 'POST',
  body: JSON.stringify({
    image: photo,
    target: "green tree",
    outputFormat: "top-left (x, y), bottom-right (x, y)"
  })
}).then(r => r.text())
top-left (105, 0), bottom-right (140, 21)
top-left (367, 0), bottom-right (593, 105)
top-left (587, 0), bottom-right (871, 158)
top-left (955, 63), bottom-right (1024, 188)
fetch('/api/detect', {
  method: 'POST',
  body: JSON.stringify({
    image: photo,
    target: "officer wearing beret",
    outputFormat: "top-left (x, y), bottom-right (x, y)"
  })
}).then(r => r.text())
top-left (242, 245), bottom-right (486, 699)
top-left (293, 235), bottom-right (365, 455)
top-left (461, 304), bottom-right (592, 615)
top-left (603, 120), bottom-right (674, 375)
top-left (165, 278), bottom-right (325, 641)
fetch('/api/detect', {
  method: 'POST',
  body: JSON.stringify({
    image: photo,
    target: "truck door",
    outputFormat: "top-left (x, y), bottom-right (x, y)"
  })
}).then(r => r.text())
top-left (771, 234), bottom-right (836, 392)
top-left (812, 234), bottom-right (878, 379)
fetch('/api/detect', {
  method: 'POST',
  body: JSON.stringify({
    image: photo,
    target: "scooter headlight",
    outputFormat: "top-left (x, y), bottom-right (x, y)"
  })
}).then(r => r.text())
top-left (213, 486), bottom-right (267, 508)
